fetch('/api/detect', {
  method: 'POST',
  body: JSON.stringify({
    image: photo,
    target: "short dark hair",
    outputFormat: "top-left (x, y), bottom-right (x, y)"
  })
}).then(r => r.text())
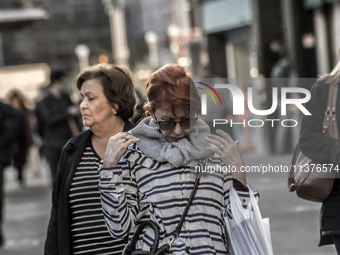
top-left (50, 70), bottom-right (66, 84)
top-left (76, 64), bottom-right (136, 121)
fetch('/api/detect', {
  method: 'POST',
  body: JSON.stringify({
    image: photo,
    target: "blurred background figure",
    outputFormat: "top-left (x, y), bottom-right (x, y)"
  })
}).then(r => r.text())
top-left (35, 70), bottom-right (82, 184)
top-left (270, 40), bottom-right (291, 79)
top-left (267, 40), bottom-right (292, 154)
top-left (7, 89), bottom-right (34, 186)
top-left (129, 88), bottom-right (146, 125)
top-left (0, 100), bottom-right (25, 247)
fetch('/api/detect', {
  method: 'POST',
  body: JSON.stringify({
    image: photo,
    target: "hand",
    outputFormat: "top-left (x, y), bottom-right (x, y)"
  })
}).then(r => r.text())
top-left (103, 132), bottom-right (139, 168)
top-left (205, 129), bottom-right (246, 185)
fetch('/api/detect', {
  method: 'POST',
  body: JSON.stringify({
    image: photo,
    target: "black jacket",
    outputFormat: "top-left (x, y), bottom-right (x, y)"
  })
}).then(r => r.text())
top-left (0, 102), bottom-right (25, 165)
top-left (299, 79), bottom-right (340, 246)
top-left (36, 92), bottom-right (82, 150)
top-left (44, 121), bottom-right (134, 255)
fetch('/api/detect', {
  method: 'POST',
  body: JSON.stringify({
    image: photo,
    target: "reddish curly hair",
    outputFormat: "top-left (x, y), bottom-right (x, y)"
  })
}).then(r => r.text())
top-left (143, 64), bottom-right (201, 117)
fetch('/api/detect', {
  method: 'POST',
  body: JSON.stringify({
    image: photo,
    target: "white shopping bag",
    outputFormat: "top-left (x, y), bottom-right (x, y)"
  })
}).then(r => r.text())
top-left (225, 187), bottom-right (273, 255)
top-left (262, 218), bottom-right (273, 251)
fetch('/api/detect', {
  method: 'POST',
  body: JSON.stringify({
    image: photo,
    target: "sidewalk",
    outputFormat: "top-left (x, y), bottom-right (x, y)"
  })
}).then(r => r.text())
top-left (243, 152), bottom-right (336, 255)
top-left (1, 159), bottom-right (51, 255)
top-left (4, 158), bottom-right (51, 192)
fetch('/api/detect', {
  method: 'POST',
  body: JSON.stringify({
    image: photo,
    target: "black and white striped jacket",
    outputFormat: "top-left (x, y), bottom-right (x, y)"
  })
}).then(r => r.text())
top-left (99, 143), bottom-right (251, 254)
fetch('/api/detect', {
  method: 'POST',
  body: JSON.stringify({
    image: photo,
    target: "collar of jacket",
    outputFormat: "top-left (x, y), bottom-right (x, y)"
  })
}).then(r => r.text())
top-left (63, 120), bottom-right (136, 153)
top-left (64, 128), bottom-right (92, 153)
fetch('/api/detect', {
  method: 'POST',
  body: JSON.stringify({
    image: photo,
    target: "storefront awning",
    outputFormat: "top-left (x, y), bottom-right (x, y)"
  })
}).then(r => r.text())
top-left (0, 63), bottom-right (50, 101)
top-left (0, 8), bottom-right (49, 30)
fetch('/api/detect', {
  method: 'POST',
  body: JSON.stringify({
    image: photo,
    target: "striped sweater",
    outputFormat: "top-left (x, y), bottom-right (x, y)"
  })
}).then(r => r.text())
top-left (69, 145), bottom-right (126, 254)
top-left (99, 143), bottom-right (251, 254)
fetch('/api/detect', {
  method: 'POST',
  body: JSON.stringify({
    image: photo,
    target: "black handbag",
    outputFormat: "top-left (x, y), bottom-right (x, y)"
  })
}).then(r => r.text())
top-left (288, 83), bottom-right (338, 202)
top-left (124, 174), bottom-right (201, 255)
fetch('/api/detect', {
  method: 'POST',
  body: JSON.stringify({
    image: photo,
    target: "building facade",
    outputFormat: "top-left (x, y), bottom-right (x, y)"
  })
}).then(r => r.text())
top-left (1, 0), bottom-right (112, 71)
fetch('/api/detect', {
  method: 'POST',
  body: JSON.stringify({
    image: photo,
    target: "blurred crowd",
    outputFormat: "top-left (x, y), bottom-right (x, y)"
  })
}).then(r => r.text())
top-left (1, 71), bottom-right (80, 187)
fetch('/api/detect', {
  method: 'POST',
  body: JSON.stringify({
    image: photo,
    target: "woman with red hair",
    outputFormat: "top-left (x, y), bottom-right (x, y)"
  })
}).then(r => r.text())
top-left (99, 64), bottom-right (250, 254)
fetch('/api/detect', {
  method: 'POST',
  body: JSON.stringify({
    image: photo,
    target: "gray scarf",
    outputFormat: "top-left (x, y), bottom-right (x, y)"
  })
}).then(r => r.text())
top-left (130, 116), bottom-right (213, 167)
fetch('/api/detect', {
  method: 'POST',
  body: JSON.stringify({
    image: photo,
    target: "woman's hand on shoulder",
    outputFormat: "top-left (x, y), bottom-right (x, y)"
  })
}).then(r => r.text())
top-left (205, 129), bottom-right (246, 185)
top-left (103, 132), bottom-right (139, 168)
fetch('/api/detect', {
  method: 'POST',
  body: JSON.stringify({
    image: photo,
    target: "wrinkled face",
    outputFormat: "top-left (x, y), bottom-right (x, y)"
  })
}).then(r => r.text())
top-left (152, 104), bottom-right (194, 143)
top-left (79, 79), bottom-right (116, 129)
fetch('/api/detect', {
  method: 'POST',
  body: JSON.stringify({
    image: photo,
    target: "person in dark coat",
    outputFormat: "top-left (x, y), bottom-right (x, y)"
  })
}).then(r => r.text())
top-left (35, 70), bottom-right (82, 183)
top-left (44, 64), bottom-right (136, 255)
top-left (0, 101), bottom-right (25, 247)
top-left (299, 48), bottom-right (340, 253)
top-left (7, 89), bottom-right (34, 186)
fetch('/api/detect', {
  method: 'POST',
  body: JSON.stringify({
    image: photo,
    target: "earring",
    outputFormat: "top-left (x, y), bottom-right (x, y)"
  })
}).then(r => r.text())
top-left (113, 104), bottom-right (119, 115)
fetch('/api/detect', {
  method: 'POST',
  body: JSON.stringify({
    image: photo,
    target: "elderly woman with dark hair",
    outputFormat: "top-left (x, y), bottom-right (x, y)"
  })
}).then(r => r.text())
top-left (44, 64), bottom-right (138, 255)
top-left (99, 64), bottom-right (251, 254)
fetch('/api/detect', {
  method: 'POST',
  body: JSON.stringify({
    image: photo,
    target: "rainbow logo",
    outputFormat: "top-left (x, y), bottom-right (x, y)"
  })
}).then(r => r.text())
top-left (197, 82), bottom-right (223, 106)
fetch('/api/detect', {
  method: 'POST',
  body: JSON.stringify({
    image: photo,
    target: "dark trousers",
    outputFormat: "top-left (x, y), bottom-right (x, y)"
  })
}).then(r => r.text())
top-left (13, 146), bottom-right (29, 181)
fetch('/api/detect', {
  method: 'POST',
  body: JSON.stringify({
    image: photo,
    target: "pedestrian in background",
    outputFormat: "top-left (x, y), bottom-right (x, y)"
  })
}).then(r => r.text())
top-left (0, 101), bottom-right (25, 247)
top-left (7, 89), bottom-right (34, 186)
top-left (99, 64), bottom-right (251, 254)
top-left (299, 47), bottom-right (340, 254)
top-left (35, 70), bottom-right (82, 183)
top-left (268, 41), bottom-right (291, 154)
top-left (130, 88), bottom-right (146, 125)
top-left (44, 64), bottom-right (136, 255)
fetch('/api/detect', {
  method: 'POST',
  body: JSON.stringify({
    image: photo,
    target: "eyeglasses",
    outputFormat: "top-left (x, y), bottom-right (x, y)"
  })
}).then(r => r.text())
top-left (156, 117), bottom-right (197, 131)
